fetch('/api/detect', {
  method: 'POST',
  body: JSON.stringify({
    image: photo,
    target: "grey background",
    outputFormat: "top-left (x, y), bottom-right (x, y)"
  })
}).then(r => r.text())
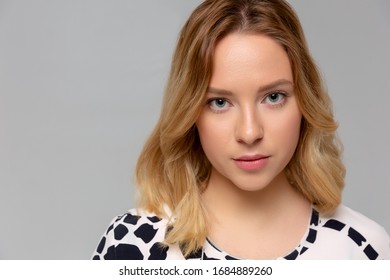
top-left (0, 0), bottom-right (388, 259)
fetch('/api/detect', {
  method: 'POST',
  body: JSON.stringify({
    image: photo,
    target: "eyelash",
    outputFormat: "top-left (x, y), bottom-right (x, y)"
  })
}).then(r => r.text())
top-left (207, 98), bottom-right (231, 113)
top-left (206, 91), bottom-right (288, 113)
top-left (263, 91), bottom-right (287, 108)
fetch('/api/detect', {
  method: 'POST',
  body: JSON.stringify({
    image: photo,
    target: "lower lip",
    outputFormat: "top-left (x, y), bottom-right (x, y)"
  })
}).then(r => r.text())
top-left (234, 157), bottom-right (269, 171)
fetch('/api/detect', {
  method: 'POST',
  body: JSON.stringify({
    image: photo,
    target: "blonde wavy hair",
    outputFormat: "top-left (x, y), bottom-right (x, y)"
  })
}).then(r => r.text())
top-left (135, 0), bottom-right (345, 256)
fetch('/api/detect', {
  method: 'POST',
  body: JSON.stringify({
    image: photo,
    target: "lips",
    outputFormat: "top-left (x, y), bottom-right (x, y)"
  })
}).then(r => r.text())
top-left (233, 155), bottom-right (270, 171)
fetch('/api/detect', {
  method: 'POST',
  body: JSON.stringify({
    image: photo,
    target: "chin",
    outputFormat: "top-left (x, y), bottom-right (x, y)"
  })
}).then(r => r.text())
top-left (230, 171), bottom-right (287, 193)
top-left (232, 179), bottom-right (272, 193)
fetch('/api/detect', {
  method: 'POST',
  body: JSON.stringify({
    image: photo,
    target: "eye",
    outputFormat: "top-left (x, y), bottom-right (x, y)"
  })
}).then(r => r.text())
top-left (208, 98), bottom-right (230, 112)
top-left (264, 92), bottom-right (286, 106)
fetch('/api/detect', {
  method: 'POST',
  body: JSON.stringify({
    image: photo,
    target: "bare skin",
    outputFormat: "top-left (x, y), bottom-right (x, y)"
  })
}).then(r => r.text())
top-left (198, 33), bottom-right (311, 259)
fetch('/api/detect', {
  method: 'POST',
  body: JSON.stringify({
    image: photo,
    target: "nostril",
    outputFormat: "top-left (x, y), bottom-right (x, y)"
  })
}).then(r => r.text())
top-left (235, 115), bottom-right (263, 145)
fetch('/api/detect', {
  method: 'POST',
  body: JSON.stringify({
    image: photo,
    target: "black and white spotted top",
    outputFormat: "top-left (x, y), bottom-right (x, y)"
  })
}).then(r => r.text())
top-left (92, 204), bottom-right (390, 260)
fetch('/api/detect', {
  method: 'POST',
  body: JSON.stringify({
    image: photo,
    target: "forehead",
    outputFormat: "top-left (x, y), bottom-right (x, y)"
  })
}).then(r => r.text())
top-left (210, 33), bottom-right (293, 87)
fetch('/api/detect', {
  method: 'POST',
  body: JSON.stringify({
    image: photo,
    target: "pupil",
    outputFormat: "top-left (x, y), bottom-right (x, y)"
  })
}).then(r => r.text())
top-left (216, 99), bottom-right (224, 106)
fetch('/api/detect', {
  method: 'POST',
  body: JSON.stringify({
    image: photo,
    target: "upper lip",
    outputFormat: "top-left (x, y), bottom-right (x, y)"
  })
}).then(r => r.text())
top-left (233, 154), bottom-right (269, 161)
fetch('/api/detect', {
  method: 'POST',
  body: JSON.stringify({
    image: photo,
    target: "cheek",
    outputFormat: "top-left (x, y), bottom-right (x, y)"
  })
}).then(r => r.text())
top-left (264, 106), bottom-right (302, 150)
top-left (196, 114), bottom-right (230, 155)
top-left (279, 111), bottom-right (302, 151)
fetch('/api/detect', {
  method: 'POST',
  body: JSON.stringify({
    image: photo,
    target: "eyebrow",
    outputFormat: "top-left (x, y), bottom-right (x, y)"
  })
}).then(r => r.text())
top-left (206, 79), bottom-right (294, 96)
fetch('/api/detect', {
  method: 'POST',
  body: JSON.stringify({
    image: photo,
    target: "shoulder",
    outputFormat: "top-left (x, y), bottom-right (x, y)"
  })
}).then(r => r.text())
top-left (314, 204), bottom-right (390, 259)
top-left (329, 205), bottom-right (389, 244)
top-left (92, 208), bottom-right (183, 260)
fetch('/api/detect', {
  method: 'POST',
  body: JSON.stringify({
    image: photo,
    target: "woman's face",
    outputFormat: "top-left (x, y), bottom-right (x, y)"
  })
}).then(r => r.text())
top-left (196, 33), bottom-right (302, 192)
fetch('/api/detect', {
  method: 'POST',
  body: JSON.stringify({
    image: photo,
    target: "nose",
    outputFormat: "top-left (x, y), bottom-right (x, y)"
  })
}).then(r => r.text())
top-left (235, 105), bottom-right (263, 145)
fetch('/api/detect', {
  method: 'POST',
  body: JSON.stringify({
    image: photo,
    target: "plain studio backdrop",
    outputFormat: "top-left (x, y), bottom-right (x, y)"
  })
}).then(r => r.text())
top-left (0, 0), bottom-right (389, 259)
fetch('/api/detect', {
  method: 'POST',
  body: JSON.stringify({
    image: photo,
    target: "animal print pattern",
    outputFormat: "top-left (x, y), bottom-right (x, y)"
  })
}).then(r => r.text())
top-left (92, 205), bottom-right (390, 260)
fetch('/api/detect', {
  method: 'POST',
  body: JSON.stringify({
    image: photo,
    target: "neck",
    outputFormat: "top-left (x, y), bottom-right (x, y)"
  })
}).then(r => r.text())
top-left (201, 168), bottom-right (311, 259)
top-left (201, 168), bottom-right (310, 230)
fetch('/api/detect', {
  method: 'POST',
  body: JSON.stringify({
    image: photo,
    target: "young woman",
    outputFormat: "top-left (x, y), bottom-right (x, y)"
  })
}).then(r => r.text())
top-left (93, 0), bottom-right (389, 260)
